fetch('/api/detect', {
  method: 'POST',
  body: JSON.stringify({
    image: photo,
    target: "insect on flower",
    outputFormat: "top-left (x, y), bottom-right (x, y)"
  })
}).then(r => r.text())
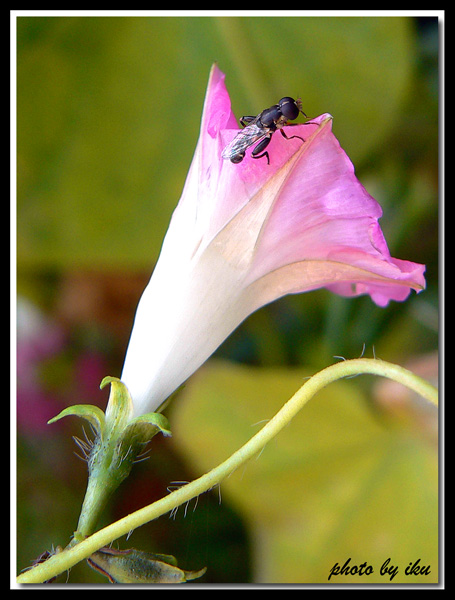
top-left (222, 96), bottom-right (307, 165)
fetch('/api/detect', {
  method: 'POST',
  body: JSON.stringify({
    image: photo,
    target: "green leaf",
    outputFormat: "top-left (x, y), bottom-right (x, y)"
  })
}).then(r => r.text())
top-left (87, 547), bottom-right (206, 584)
top-left (48, 404), bottom-right (105, 437)
top-left (171, 361), bottom-right (438, 584)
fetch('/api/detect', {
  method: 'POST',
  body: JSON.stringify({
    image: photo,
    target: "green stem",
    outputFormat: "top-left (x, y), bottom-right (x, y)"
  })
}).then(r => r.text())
top-left (17, 358), bottom-right (437, 584)
top-left (73, 465), bottom-right (120, 542)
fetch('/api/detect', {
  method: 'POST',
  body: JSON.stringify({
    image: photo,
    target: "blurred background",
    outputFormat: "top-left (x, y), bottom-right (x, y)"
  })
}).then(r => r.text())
top-left (16, 15), bottom-right (439, 584)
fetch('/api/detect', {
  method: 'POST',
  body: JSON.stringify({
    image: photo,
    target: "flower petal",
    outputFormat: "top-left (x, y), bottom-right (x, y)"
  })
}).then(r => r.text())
top-left (210, 113), bottom-right (425, 308)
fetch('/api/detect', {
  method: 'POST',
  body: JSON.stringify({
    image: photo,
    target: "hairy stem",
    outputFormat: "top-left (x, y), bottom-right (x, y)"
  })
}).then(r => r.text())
top-left (17, 358), bottom-right (437, 584)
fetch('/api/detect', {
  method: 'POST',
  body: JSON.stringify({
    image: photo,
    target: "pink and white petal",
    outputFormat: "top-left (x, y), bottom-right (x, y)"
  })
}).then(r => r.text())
top-left (248, 116), bottom-right (383, 274)
top-left (243, 257), bottom-right (425, 312)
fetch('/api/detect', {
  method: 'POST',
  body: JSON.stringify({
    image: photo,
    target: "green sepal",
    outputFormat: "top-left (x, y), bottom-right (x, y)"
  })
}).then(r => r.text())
top-left (126, 412), bottom-right (172, 439)
top-left (115, 413), bottom-right (172, 476)
top-left (100, 376), bottom-right (134, 437)
top-left (87, 546), bottom-right (206, 584)
top-left (48, 404), bottom-right (105, 438)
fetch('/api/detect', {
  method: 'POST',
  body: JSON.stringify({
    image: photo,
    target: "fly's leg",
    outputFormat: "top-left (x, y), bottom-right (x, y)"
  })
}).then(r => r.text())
top-left (240, 115), bottom-right (256, 128)
top-left (251, 136), bottom-right (272, 164)
top-left (280, 128), bottom-right (305, 143)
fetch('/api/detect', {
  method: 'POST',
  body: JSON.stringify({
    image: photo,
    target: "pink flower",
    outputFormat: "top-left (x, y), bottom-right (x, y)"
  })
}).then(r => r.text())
top-left (121, 64), bottom-right (426, 416)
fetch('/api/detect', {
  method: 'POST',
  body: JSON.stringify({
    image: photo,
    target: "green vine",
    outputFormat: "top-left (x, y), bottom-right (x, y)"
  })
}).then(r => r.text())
top-left (17, 358), bottom-right (437, 584)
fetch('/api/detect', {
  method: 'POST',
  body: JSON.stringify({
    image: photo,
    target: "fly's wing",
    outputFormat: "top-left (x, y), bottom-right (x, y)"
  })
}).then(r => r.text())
top-left (221, 122), bottom-right (267, 161)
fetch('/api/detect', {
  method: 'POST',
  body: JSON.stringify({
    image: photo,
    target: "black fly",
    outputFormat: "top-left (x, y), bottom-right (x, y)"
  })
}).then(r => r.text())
top-left (222, 97), bottom-right (307, 165)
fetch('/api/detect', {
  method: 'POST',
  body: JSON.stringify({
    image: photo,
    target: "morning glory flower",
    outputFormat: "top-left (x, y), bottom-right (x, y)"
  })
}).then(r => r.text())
top-left (121, 64), bottom-right (426, 417)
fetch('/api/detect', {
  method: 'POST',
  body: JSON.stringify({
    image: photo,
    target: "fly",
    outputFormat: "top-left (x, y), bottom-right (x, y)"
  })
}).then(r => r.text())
top-left (222, 96), bottom-right (307, 165)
